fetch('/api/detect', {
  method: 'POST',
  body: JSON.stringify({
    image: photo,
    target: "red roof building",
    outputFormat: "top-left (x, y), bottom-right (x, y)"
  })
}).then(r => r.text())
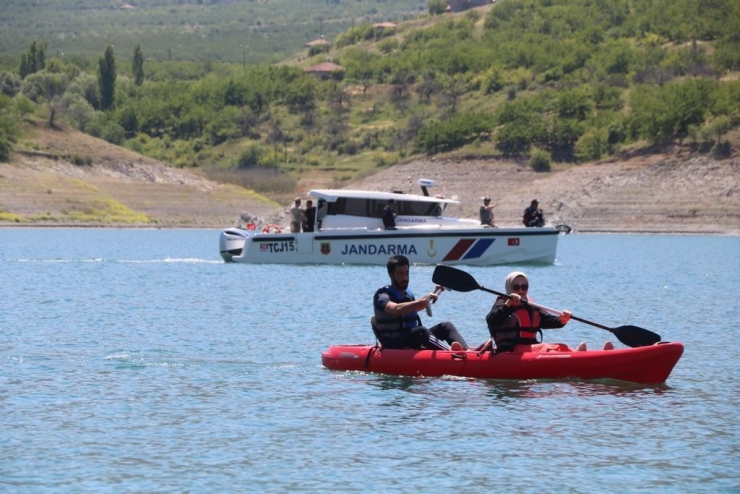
top-left (305, 36), bottom-right (331, 48)
top-left (304, 61), bottom-right (344, 80)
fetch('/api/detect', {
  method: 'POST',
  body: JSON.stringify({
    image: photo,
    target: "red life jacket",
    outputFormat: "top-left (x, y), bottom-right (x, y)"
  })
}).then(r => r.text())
top-left (492, 302), bottom-right (542, 348)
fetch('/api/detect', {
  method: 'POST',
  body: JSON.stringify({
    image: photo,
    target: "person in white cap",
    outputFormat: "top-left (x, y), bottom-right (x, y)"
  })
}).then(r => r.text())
top-left (289, 197), bottom-right (305, 233)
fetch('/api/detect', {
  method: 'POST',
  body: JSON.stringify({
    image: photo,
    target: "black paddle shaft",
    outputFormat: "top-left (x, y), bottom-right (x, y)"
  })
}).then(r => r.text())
top-left (432, 265), bottom-right (661, 348)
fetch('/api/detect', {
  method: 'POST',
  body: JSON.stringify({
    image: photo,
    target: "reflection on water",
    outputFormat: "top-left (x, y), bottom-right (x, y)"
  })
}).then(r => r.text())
top-left (483, 379), bottom-right (674, 400)
top-left (358, 372), bottom-right (675, 400)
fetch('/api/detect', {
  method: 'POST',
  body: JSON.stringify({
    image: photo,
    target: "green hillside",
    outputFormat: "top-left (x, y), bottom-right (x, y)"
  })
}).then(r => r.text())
top-left (1, 0), bottom-right (739, 199)
top-left (0, 0), bottom-right (426, 65)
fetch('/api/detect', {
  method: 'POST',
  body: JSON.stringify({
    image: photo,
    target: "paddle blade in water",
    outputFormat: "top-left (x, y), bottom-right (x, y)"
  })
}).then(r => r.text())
top-left (612, 325), bottom-right (662, 347)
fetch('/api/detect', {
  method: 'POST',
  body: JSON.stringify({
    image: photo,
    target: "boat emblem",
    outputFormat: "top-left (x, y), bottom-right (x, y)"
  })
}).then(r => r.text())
top-left (427, 239), bottom-right (437, 257)
top-left (508, 238), bottom-right (520, 246)
top-left (320, 242), bottom-right (331, 255)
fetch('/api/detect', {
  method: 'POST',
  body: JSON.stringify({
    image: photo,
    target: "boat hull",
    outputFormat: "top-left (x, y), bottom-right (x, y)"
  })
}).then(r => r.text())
top-left (220, 227), bottom-right (560, 265)
top-left (321, 342), bottom-right (684, 384)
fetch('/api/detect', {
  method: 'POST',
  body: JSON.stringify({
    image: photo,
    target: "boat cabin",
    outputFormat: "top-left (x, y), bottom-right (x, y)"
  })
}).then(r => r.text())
top-left (308, 183), bottom-right (474, 231)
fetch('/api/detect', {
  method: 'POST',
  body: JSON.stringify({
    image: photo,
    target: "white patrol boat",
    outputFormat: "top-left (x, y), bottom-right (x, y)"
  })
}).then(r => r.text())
top-left (219, 180), bottom-right (562, 266)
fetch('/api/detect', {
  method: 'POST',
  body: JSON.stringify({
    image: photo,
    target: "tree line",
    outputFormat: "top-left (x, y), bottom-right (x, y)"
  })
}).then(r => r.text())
top-left (1, 0), bottom-right (739, 171)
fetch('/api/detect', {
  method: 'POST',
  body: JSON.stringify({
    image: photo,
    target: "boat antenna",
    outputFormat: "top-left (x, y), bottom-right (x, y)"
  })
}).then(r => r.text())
top-left (418, 178), bottom-right (435, 197)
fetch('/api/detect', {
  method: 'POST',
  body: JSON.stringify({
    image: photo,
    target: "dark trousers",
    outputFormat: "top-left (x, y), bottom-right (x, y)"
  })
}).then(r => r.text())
top-left (381, 321), bottom-right (467, 350)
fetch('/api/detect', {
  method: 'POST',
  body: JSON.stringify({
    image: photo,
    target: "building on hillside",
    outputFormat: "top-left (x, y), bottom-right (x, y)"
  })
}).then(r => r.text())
top-left (373, 22), bottom-right (397, 30)
top-left (304, 61), bottom-right (344, 80)
top-left (448, 0), bottom-right (492, 13)
top-left (305, 36), bottom-right (331, 49)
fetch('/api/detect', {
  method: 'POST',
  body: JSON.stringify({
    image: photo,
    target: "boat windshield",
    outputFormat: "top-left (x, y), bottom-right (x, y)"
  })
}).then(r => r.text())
top-left (326, 197), bottom-right (445, 218)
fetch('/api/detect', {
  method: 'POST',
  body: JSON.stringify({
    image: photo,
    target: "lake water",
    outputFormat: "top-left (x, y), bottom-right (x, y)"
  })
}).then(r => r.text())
top-left (1, 229), bottom-right (739, 492)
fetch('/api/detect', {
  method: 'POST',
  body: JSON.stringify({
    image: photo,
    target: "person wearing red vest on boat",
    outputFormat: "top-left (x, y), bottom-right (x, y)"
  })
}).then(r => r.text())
top-left (486, 271), bottom-right (576, 353)
top-left (373, 255), bottom-right (469, 351)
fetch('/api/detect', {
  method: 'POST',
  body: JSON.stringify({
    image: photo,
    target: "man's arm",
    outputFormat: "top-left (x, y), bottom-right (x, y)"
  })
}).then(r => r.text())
top-left (383, 292), bottom-right (437, 316)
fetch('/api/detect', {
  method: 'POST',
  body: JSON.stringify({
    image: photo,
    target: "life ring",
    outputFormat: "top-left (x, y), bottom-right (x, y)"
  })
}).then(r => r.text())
top-left (246, 223), bottom-right (256, 231)
top-left (261, 224), bottom-right (282, 234)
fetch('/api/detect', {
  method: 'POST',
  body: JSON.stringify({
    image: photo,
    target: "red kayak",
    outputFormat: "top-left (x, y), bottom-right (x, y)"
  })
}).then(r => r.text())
top-left (321, 342), bottom-right (684, 384)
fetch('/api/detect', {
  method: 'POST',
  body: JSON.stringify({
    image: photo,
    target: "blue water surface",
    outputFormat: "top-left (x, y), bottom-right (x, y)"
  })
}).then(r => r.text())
top-left (1, 229), bottom-right (739, 492)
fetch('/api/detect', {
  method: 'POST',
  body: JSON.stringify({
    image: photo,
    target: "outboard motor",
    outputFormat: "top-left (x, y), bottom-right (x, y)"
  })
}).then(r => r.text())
top-left (219, 229), bottom-right (248, 262)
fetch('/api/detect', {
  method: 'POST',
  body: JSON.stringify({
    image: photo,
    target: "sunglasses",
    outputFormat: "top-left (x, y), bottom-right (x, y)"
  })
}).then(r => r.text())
top-left (512, 283), bottom-right (529, 291)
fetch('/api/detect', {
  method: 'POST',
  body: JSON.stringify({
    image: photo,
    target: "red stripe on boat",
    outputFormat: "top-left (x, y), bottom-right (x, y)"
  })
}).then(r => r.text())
top-left (443, 239), bottom-right (476, 261)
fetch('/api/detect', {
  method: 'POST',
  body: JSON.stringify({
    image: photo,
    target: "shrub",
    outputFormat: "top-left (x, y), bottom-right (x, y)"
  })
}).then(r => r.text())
top-left (237, 144), bottom-right (264, 169)
top-left (102, 122), bottom-right (125, 145)
top-left (71, 154), bottom-right (92, 166)
top-left (575, 128), bottom-right (608, 162)
top-left (529, 148), bottom-right (551, 172)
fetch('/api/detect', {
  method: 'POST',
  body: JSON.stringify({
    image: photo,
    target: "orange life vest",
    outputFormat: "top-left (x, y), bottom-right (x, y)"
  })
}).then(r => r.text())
top-left (492, 303), bottom-right (542, 348)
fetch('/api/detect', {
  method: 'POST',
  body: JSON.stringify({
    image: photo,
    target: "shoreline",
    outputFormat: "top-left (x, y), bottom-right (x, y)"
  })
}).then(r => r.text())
top-left (2, 223), bottom-right (737, 236)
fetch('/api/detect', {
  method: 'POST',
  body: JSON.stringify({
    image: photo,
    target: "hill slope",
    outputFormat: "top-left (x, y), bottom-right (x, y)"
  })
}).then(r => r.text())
top-left (1, 122), bottom-right (278, 227)
top-left (2, 123), bottom-right (738, 234)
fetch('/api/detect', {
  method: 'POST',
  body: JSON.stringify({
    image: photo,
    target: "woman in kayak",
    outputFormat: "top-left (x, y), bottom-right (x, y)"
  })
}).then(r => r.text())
top-left (486, 271), bottom-right (584, 353)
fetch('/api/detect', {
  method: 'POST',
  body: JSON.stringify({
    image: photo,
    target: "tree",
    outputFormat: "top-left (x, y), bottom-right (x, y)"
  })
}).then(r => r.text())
top-left (701, 116), bottom-right (731, 146)
top-left (13, 95), bottom-right (36, 120)
top-left (428, 0), bottom-right (446, 16)
top-left (98, 45), bottom-right (117, 111)
top-left (415, 71), bottom-right (440, 104)
top-left (0, 95), bottom-right (19, 162)
top-left (1, 73), bottom-right (20, 98)
top-left (132, 44), bottom-right (145, 86)
top-left (266, 118), bottom-right (287, 164)
top-left (67, 72), bottom-right (100, 109)
top-left (60, 93), bottom-right (94, 131)
top-left (22, 72), bottom-right (68, 127)
top-left (19, 40), bottom-right (47, 79)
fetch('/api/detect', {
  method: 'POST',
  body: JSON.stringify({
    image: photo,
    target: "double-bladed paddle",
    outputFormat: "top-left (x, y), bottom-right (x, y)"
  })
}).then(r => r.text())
top-left (425, 286), bottom-right (443, 317)
top-left (432, 264), bottom-right (661, 348)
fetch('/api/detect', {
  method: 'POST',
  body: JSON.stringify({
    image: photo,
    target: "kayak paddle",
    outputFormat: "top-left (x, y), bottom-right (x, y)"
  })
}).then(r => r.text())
top-left (432, 264), bottom-right (661, 348)
top-left (425, 286), bottom-right (443, 317)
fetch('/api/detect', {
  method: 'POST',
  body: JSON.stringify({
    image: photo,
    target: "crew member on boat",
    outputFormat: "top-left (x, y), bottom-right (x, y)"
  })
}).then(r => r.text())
top-left (290, 198), bottom-right (306, 233)
top-left (486, 271), bottom-right (576, 353)
top-left (522, 199), bottom-right (545, 227)
top-left (303, 200), bottom-right (316, 232)
top-left (382, 199), bottom-right (397, 230)
top-left (373, 255), bottom-right (469, 350)
top-left (479, 196), bottom-right (497, 227)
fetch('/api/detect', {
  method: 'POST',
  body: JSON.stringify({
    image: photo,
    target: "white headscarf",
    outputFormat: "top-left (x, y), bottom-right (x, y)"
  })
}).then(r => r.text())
top-left (504, 271), bottom-right (529, 295)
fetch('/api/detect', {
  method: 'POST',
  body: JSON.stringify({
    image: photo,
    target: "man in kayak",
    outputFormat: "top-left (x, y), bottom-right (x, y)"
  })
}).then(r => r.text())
top-left (373, 255), bottom-right (469, 351)
top-left (486, 271), bottom-right (576, 353)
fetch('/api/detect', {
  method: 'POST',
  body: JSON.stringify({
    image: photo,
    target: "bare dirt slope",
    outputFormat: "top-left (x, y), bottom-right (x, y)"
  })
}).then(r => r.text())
top-left (2, 123), bottom-right (739, 234)
top-left (1, 123), bottom-right (279, 227)
top-left (344, 154), bottom-right (740, 235)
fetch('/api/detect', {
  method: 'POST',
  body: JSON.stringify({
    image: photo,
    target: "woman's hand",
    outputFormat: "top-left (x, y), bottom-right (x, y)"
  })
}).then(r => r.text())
top-left (560, 310), bottom-right (572, 324)
top-left (505, 293), bottom-right (522, 308)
